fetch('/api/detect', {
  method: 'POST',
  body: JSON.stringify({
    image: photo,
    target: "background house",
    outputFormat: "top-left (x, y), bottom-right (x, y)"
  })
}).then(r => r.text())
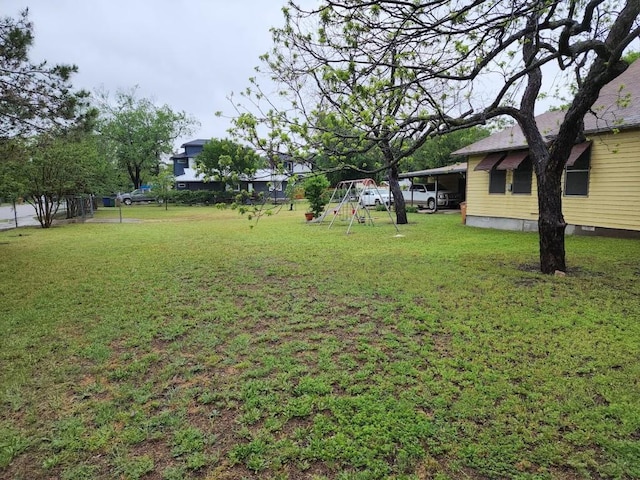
top-left (453, 60), bottom-right (640, 238)
top-left (245, 157), bottom-right (311, 203)
top-left (172, 139), bottom-right (222, 192)
top-left (171, 140), bottom-right (310, 202)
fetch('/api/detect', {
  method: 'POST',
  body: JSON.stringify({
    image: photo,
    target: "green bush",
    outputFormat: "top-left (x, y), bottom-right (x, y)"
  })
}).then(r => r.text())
top-left (302, 174), bottom-right (330, 218)
top-left (171, 190), bottom-right (234, 205)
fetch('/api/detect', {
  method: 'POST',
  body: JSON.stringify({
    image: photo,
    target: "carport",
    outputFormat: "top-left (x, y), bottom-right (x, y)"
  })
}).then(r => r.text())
top-left (399, 162), bottom-right (467, 209)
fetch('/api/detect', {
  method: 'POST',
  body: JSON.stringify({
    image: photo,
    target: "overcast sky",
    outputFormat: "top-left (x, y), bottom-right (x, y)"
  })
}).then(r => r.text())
top-left (4, 0), bottom-right (300, 149)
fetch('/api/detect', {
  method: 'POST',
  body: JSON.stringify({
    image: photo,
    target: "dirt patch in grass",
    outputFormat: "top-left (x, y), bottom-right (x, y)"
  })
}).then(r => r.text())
top-left (432, 332), bottom-right (453, 357)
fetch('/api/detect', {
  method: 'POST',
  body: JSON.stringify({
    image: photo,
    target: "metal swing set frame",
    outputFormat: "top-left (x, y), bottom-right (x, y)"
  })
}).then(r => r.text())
top-left (319, 178), bottom-right (399, 234)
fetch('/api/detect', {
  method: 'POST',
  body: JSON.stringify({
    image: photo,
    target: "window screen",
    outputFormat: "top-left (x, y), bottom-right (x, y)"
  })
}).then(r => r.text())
top-left (565, 149), bottom-right (590, 196)
top-left (512, 157), bottom-right (532, 194)
top-left (489, 168), bottom-right (506, 194)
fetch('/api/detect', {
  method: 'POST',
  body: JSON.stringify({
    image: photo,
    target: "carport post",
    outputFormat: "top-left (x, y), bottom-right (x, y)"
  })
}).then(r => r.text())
top-left (434, 178), bottom-right (439, 212)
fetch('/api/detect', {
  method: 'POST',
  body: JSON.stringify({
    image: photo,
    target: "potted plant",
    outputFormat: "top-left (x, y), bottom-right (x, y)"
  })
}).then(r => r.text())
top-left (302, 174), bottom-right (330, 220)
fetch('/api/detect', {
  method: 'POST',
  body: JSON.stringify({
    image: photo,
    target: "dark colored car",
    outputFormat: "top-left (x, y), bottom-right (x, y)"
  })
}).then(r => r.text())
top-left (117, 189), bottom-right (160, 205)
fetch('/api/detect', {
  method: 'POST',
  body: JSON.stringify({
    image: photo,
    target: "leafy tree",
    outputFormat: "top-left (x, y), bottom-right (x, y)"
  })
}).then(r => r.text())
top-left (90, 144), bottom-right (130, 196)
top-left (97, 88), bottom-right (197, 189)
top-left (13, 133), bottom-right (101, 227)
top-left (302, 174), bottom-right (330, 218)
top-left (0, 9), bottom-right (89, 138)
top-left (195, 138), bottom-right (262, 188)
top-left (315, 147), bottom-right (383, 186)
top-left (622, 50), bottom-right (640, 63)
top-left (0, 140), bottom-right (27, 220)
top-left (403, 127), bottom-right (491, 172)
top-left (231, 0), bottom-right (640, 274)
top-left (151, 164), bottom-right (175, 210)
top-left (231, 26), bottom-right (443, 224)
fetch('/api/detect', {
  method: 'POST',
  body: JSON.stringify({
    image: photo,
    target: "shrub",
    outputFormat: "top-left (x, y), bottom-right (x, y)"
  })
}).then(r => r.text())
top-left (172, 190), bottom-right (234, 205)
top-left (302, 174), bottom-right (330, 218)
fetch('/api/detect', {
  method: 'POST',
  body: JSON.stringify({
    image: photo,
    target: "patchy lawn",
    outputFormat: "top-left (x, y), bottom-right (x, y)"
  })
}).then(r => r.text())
top-left (1, 205), bottom-right (639, 479)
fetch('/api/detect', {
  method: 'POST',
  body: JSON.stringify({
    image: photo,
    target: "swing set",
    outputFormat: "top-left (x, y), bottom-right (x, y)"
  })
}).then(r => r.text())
top-left (319, 178), bottom-right (399, 234)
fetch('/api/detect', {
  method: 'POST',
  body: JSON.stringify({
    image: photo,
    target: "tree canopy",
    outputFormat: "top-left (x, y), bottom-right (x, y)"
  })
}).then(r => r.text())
top-left (151, 164), bottom-right (175, 210)
top-left (7, 132), bottom-right (103, 227)
top-left (97, 88), bottom-right (197, 189)
top-left (195, 138), bottom-right (262, 188)
top-left (0, 9), bottom-right (90, 138)
top-left (402, 127), bottom-right (491, 173)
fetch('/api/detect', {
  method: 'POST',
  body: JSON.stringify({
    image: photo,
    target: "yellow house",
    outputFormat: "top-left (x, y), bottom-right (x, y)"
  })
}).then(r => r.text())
top-left (453, 61), bottom-right (640, 239)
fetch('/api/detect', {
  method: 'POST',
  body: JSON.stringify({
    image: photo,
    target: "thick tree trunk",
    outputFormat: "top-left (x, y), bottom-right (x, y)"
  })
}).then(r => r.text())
top-left (387, 163), bottom-right (407, 224)
top-left (133, 166), bottom-right (142, 189)
top-left (378, 138), bottom-right (407, 224)
top-left (125, 161), bottom-right (142, 189)
top-left (536, 169), bottom-right (567, 274)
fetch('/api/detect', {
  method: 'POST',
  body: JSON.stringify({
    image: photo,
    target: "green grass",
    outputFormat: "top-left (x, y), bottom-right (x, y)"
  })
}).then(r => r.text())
top-left (1, 204), bottom-right (639, 479)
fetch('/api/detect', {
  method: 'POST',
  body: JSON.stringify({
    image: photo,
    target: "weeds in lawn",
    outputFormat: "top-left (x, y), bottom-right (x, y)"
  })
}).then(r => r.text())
top-left (1, 205), bottom-right (639, 479)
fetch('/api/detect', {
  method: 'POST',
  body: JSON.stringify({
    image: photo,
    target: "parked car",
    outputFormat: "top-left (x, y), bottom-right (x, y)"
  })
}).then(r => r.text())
top-left (359, 188), bottom-right (392, 207)
top-left (117, 189), bottom-right (160, 205)
top-left (402, 183), bottom-right (461, 209)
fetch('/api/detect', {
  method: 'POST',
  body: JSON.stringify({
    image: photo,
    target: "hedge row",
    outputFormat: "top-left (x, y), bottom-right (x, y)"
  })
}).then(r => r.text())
top-left (168, 189), bottom-right (283, 205)
top-left (171, 189), bottom-right (237, 205)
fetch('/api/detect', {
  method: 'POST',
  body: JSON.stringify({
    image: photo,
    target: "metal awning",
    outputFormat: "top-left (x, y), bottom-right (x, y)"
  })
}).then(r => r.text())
top-left (496, 150), bottom-right (529, 170)
top-left (566, 142), bottom-right (592, 167)
top-left (474, 152), bottom-right (506, 171)
top-left (398, 162), bottom-right (467, 178)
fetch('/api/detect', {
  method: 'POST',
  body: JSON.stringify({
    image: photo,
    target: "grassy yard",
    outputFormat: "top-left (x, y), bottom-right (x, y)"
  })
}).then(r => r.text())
top-left (1, 204), bottom-right (639, 480)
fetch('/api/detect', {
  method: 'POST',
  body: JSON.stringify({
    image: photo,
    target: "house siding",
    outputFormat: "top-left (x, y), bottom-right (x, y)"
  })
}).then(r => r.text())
top-left (467, 156), bottom-right (539, 222)
top-left (563, 130), bottom-right (640, 231)
top-left (467, 129), bottom-right (640, 234)
top-left (184, 145), bottom-right (204, 157)
top-left (174, 160), bottom-right (188, 176)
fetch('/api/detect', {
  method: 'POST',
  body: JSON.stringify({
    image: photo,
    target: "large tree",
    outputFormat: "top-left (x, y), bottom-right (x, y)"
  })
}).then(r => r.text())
top-left (231, 11), bottom-right (459, 224)
top-left (97, 89), bottom-right (197, 189)
top-left (232, 0), bottom-right (640, 273)
top-left (0, 9), bottom-right (89, 138)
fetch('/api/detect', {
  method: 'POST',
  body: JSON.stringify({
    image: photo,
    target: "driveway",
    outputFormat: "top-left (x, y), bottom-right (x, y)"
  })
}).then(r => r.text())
top-left (0, 203), bottom-right (41, 230)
